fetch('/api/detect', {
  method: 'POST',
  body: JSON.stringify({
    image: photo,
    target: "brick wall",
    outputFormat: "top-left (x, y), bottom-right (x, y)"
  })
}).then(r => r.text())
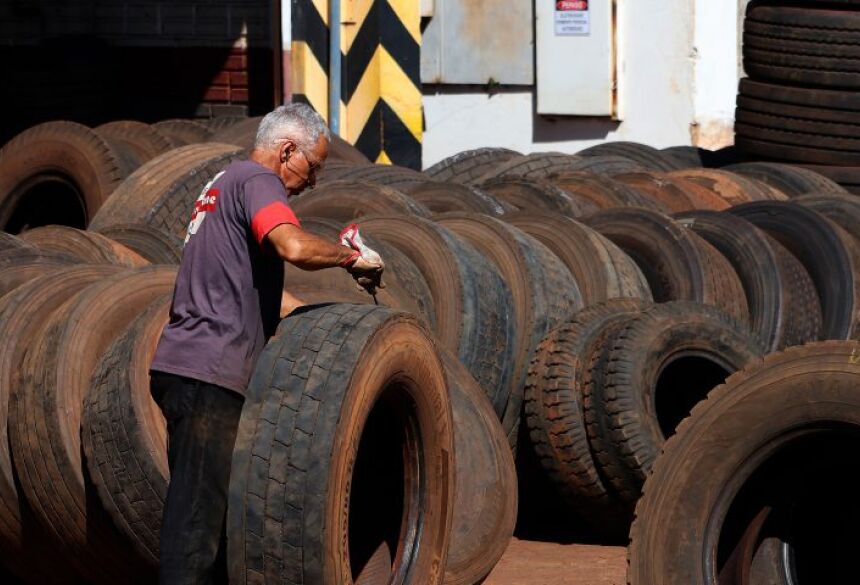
top-left (1, 1), bottom-right (279, 145)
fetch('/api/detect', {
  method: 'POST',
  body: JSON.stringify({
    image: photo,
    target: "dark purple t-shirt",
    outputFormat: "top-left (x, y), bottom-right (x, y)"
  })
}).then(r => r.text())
top-left (151, 160), bottom-right (300, 395)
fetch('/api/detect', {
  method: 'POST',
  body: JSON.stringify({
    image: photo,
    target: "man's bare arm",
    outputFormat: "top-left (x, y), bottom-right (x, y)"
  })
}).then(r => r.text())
top-left (267, 223), bottom-right (355, 270)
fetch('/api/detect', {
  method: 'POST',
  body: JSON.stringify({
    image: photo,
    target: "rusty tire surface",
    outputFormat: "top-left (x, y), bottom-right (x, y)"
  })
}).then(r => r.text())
top-left (478, 177), bottom-right (595, 217)
top-left (208, 116), bottom-right (261, 150)
top-left (227, 304), bottom-right (454, 585)
top-left (283, 218), bottom-right (436, 331)
top-left (794, 192), bottom-right (860, 245)
top-left (612, 172), bottom-right (704, 213)
top-left (19, 225), bottom-right (148, 267)
top-left (290, 180), bottom-right (430, 221)
top-left (0, 232), bottom-right (31, 253)
top-left (424, 147), bottom-right (521, 184)
top-left (584, 301), bottom-right (764, 506)
top-left (95, 121), bottom-right (176, 162)
top-left (504, 212), bottom-right (652, 304)
top-left (475, 153), bottom-right (584, 182)
top-left (442, 351), bottom-right (517, 585)
top-left (0, 249), bottom-right (76, 298)
top-left (0, 121), bottom-right (128, 229)
top-left (584, 208), bottom-right (750, 324)
top-left (524, 300), bottom-right (647, 537)
top-left (724, 161), bottom-right (849, 197)
top-left (404, 181), bottom-right (514, 216)
top-left (577, 142), bottom-right (685, 172)
top-left (729, 201), bottom-right (860, 339)
top-left (320, 164), bottom-right (430, 191)
top-left (628, 341), bottom-right (860, 585)
top-left (152, 119), bottom-right (214, 145)
top-left (14, 267), bottom-right (175, 582)
top-left (437, 213), bottom-right (584, 446)
top-left (361, 216), bottom-right (516, 405)
top-left (94, 223), bottom-right (184, 264)
top-left (88, 142), bottom-right (244, 244)
top-left (0, 265), bottom-right (124, 582)
top-left (666, 168), bottom-right (786, 205)
top-left (676, 210), bottom-right (822, 351)
top-left (83, 296), bottom-right (171, 569)
top-left (551, 171), bottom-right (668, 213)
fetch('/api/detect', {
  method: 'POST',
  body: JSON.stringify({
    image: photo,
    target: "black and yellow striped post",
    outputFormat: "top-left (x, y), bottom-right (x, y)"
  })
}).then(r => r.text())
top-left (292, 0), bottom-right (422, 169)
top-left (291, 0), bottom-right (330, 122)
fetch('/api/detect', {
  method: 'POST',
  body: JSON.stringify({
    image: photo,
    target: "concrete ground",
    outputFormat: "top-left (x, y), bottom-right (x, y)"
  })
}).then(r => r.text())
top-left (484, 539), bottom-right (627, 585)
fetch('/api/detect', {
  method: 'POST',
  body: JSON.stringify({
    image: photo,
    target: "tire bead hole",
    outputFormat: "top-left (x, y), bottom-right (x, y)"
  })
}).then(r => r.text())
top-left (5, 177), bottom-right (86, 233)
top-left (655, 355), bottom-right (731, 438)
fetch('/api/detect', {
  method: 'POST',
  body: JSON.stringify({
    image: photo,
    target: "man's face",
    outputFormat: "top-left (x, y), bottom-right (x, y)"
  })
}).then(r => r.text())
top-left (278, 134), bottom-right (329, 196)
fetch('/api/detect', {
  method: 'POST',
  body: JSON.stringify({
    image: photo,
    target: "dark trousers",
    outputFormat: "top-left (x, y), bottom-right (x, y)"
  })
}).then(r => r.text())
top-left (150, 371), bottom-right (244, 585)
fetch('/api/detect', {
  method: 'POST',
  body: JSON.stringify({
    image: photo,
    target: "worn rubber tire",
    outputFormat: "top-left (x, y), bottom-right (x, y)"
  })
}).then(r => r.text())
top-left (0, 232), bottom-right (31, 253)
top-left (503, 212), bottom-right (652, 304)
top-left (442, 351), bottom-right (517, 585)
top-left (152, 118), bottom-right (214, 145)
top-left (666, 168), bottom-right (786, 205)
top-left (0, 265), bottom-right (124, 582)
top-left (729, 201), bottom-right (860, 339)
top-left (437, 213), bottom-right (584, 446)
top-left (551, 171), bottom-right (668, 213)
top-left (584, 208), bottom-right (750, 324)
top-left (524, 300), bottom-right (647, 537)
top-left (584, 302), bottom-right (763, 505)
top-left (475, 153), bottom-right (583, 182)
top-left (612, 172), bottom-right (726, 212)
top-left (83, 295), bottom-right (172, 569)
top-left (95, 121), bottom-right (175, 161)
top-left (724, 161), bottom-right (848, 197)
top-left (794, 163), bottom-right (860, 193)
top-left (227, 304), bottom-right (454, 585)
top-left (208, 116), bottom-right (261, 150)
top-left (478, 176), bottom-right (595, 217)
top-left (628, 341), bottom-right (860, 585)
top-left (676, 210), bottom-right (822, 350)
top-left (18, 225), bottom-right (148, 266)
top-left (319, 164), bottom-right (430, 191)
top-left (0, 249), bottom-right (75, 298)
top-left (403, 181), bottom-right (514, 216)
top-left (424, 148), bottom-right (521, 184)
top-left (14, 267), bottom-right (175, 582)
top-left (94, 223), bottom-right (184, 264)
top-left (283, 218), bottom-right (437, 330)
top-left (794, 192), bottom-right (860, 245)
top-left (0, 121), bottom-right (128, 229)
top-left (734, 132), bottom-right (860, 165)
top-left (661, 145), bottom-right (741, 169)
top-left (290, 180), bottom-right (430, 221)
top-left (88, 142), bottom-right (244, 244)
top-left (361, 216), bottom-right (516, 407)
top-left (577, 142), bottom-right (685, 172)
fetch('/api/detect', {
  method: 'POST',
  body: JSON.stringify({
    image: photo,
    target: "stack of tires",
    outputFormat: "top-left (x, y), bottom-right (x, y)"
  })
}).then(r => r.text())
top-left (737, 0), bottom-right (860, 192)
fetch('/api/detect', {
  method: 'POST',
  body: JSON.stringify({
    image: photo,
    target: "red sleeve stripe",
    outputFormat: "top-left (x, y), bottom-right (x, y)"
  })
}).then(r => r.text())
top-left (251, 201), bottom-right (301, 244)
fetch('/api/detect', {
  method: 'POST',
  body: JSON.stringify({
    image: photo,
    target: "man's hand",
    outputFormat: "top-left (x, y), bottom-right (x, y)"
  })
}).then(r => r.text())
top-left (340, 224), bottom-right (385, 295)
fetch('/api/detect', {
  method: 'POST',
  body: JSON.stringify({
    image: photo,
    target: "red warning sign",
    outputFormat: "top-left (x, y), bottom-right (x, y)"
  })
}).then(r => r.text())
top-left (555, 0), bottom-right (590, 35)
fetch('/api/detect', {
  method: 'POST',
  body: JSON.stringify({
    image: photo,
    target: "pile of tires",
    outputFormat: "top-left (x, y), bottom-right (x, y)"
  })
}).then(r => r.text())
top-left (737, 1), bottom-right (860, 192)
top-left (628, 341), bottom-right (860, 584)
top-left (0, 224), bottom-right (518, 584)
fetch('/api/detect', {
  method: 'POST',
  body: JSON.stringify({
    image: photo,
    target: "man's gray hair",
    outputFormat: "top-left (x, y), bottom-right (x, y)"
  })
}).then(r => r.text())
top-left (254, 103), bottom-right (331, 151)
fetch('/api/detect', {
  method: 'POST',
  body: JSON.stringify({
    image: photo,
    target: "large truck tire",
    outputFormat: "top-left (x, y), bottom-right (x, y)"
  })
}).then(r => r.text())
top-left (584, 208), bottom-right (750, 324)
top-left (94, 223), bottom-right (184, 264)
top-left (403, 181), bottom-right (514, 216)
top-left (425, 148), bottom-right (521, 184)
top-left (442, 351), bottom-right (517, 585)
top-left (478, 176), bottom-right (596, 217)
top-left (667, 168), bottom-right (786, 205)
top-left (152, 119), bottom-right (214, 145)
top-left (524, 300), bottom-right (647, 537)
top-left (583, 302), bottom-right (764, 506)
top-left (729, 201), bottom-right (860, 339)
top-left (290, 180), bottom-right (430, 221)
top-left (0, 250), bottom-right (75, 298)
top-left (0, 121), bottom-right (128, 231)
top-left (83, 296), bottom-right (171, 569)
top-left (228, 304), bottom-right (454, 585)
top-left (88, 142), bottom-right (244, 245)
top-left (95, 121), bottom-right (176, 162)
top-left (628, 341), bottom-right (860, 585)
top-left (724, 161), bottom-right (848, 197)
top-left (361, 216), bottom-right (516, 406)
top-left (676, 210), bottom-right (822, 350)
top-left (577, 141), bottom-right (685, 172)
top-left (552, 171), bottom-right (667, 213)
top-left (437, 213), bottom-right (583, 445)
top-left (504, 213), bottom-right (652, 304)
top-left (18, 225), bottom-right (148, 267)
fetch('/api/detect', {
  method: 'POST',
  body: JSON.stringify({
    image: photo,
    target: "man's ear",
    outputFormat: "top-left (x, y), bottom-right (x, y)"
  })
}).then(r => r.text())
top-left (281, 140), bottom-right (298, 161)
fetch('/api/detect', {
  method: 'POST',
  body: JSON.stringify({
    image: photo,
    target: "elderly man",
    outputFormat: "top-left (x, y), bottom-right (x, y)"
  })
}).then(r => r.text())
top-left (149, 103), bottom-right (383, 584)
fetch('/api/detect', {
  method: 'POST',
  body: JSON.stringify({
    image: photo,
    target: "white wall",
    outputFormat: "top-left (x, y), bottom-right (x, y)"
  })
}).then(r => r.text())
top-left (422, 0), bottom-right (741, 168)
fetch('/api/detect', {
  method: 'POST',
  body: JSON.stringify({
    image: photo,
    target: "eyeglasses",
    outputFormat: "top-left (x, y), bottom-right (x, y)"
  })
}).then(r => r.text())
top-left (273, 138), bottom-right (324, 175)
